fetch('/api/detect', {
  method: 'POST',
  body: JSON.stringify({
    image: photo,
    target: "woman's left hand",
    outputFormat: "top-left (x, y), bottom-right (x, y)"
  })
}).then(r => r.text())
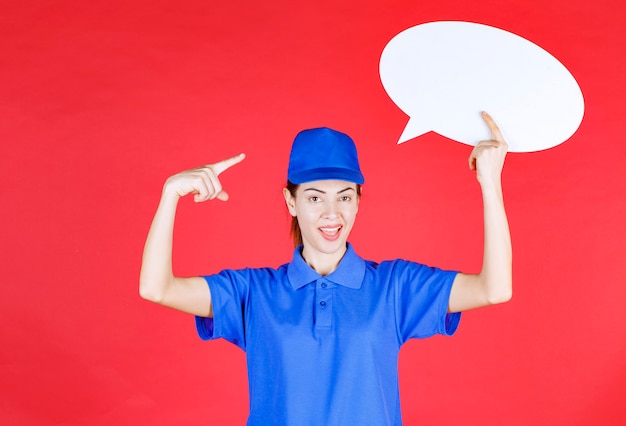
top-left (468, 112), bottom-right (508, 188)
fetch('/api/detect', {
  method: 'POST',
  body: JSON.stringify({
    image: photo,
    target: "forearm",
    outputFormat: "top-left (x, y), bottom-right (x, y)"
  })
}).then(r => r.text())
top-left (449, 112), bottom-right (511, 312)
top-left (479, 182), bottom-right (512, 304)
top-left (139, 189), bottom-right (180, 302)
top-left (138, 155), bottom-right (244, 315)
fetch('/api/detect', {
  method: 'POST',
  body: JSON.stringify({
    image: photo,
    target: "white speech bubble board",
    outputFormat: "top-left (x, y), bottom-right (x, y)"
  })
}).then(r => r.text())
top-left (380, 21), bottom-right (585, 152)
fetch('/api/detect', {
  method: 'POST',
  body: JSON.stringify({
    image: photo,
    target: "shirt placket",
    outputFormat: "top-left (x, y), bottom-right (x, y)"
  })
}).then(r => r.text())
top-left (315, 278), bottom-right (333, 329)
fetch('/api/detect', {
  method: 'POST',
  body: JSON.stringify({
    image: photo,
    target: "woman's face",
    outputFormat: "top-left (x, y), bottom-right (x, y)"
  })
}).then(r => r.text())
top-left (284, 180), bottom-right (359, 260)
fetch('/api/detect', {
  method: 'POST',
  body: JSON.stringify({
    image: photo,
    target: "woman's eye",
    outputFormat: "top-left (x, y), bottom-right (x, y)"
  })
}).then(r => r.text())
top-left (309, 196), bottom-right (320, 202)
top-left (340, 196), bottom-right (351, 202)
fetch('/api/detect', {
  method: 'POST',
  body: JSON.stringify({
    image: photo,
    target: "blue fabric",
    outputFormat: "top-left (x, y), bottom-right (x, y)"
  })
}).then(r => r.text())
top-left (195, 244), bottom-right (460, 425)
top-left (287, 127), bottom-right (365, 184)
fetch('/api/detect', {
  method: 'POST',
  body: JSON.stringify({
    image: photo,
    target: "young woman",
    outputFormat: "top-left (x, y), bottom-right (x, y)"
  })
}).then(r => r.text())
top-left (139, 112), bottom-right (512, 425)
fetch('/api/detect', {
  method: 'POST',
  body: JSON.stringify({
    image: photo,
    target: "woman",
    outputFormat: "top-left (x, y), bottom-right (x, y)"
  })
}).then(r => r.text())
top-left (139, 112), bottom-right (512, 425)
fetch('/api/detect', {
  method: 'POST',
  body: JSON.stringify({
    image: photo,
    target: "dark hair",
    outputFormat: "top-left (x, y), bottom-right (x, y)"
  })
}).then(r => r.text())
top-left (286, 181), bottom-right (362, 247)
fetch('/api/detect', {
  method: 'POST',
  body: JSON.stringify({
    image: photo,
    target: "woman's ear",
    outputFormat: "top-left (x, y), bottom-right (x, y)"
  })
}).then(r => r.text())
top-left (283, 187), bottom-right (297, 217)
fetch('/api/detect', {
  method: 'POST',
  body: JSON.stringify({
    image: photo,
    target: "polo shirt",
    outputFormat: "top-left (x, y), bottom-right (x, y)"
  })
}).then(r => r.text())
top-left (195, 243), bottom-right (460, 425)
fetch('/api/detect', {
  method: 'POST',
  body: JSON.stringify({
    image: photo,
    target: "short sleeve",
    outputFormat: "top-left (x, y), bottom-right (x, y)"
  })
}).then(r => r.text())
top-left (194, 269), bottom-right (250, 350)
top-left (393, 260), bottom-right (461, 343)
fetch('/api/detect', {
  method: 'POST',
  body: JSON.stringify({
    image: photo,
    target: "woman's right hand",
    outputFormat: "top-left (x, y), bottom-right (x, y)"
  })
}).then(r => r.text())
top-left (164, 153), bottom-right (246, 202)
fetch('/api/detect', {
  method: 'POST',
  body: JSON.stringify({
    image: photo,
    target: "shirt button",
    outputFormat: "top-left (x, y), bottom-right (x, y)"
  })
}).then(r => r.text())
top-left (320, 301), bottom-right (326, 307)
top-left (321, 283), bottom-right (327, 288)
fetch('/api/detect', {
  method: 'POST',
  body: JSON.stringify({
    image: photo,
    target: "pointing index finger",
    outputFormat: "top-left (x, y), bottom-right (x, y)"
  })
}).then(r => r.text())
top-left (213, 153), bottom-right (246, 175)
top-left (481, 111), bottom-right (505, 142)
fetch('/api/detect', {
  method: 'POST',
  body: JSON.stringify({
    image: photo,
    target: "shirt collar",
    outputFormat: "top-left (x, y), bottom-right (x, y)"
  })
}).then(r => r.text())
top-left (287, 243), bottom-right (366, 290)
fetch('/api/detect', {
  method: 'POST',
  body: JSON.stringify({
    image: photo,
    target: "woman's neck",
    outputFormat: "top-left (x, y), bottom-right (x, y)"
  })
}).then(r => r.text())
top-left (301, 244), bottom-right (348, 276)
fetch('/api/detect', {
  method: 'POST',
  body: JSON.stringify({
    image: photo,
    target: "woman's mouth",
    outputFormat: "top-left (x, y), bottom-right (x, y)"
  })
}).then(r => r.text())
top-left (319, 225), bottom-right (342, 241)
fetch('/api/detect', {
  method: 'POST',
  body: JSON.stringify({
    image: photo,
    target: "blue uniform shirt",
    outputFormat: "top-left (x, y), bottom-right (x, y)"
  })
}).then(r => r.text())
top-left (195, 244), bottom-right (461, 425)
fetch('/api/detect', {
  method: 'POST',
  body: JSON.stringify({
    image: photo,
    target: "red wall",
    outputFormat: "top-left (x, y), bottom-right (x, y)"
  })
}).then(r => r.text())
top-left (2, 1), bottom-right (625, 424)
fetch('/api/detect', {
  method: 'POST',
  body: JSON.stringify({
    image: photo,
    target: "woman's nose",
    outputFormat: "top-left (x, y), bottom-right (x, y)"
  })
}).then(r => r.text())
top-left (323, 200), bottom-right (339, 219)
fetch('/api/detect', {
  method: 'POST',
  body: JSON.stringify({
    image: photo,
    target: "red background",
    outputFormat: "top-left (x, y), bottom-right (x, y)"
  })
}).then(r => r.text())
top-left (2, 1), bottom-right (625, 424)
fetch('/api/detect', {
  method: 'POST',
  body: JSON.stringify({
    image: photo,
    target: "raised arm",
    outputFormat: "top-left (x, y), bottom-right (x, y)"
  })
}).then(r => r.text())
top-left (448, 112), bottom-right (512, 313)
top-left (139, 153), bottom-right (245, 317)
